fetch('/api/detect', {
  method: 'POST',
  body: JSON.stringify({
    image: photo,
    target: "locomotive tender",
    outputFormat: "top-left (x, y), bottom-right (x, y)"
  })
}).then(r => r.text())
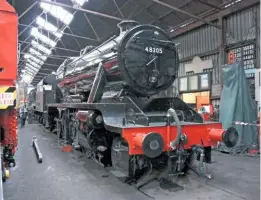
top-left (31, 21), bottom-right (238, 182)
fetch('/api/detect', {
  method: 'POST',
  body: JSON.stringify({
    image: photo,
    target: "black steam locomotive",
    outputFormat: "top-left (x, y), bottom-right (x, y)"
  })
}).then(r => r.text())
top-left (29, 21), bottom-right (238, 185)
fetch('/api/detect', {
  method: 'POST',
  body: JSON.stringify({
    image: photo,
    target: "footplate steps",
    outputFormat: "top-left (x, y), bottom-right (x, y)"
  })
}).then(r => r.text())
top-left (32, 136), bottom-right (43, 163)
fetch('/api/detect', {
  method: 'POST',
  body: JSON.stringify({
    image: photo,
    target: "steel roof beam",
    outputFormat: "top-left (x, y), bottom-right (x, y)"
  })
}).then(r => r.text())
top-left (39, 0), bottom-right (124, 21)
top-left (83, 13), bottom-right (100, 41)
top-left (19, 40), bottom-right (79, 53)
top-left (196, 0), bottom-right (222, 11)
top-left (112, 0), bottom-right (124, 18)
top-left (150, 0), bottom-right (194, 24)
top-left (171, 0), bottom-right (260, 37)
top-left (19, 1), bottom-right (38, 20)
top-left (151, 0), bottom-right (221, 29)
top-left (19, 23), bottom-right (99, 42)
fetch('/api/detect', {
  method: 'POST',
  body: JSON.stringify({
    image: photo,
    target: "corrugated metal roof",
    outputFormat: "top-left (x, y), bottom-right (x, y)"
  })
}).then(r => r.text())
top-left (174, 22), bottom-right (219, 59)
top-left (224, 6), bottom-right (258, 44)
top-left (11, 0), bottom-right (229, 84)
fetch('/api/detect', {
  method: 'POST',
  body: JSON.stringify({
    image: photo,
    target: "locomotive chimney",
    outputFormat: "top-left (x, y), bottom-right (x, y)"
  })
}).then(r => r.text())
top-left (117, 20), bottom-right (140, 34)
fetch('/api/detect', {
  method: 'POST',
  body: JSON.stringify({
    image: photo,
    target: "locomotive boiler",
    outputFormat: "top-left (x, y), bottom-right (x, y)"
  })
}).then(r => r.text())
top-left (33, 20), bottom-right (238, 184)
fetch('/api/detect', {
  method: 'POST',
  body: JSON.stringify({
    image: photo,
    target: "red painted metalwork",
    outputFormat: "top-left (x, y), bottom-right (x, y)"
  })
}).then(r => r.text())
top-left (0, 0), bottom-right (18, 86)
top-left (0, 0), bottom-right (18, 166)
top-left (122, 123), bottom-right (226, 155)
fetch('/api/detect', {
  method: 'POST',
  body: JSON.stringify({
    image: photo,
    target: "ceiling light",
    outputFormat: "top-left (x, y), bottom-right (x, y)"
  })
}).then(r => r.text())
top-left (40, 2), bottom-right (74, 25)
top-left (36, 16), bottom-right (63, 38)
top-left (24, 54), bottom-right (31, 59)
top-left (31, 40), bottom-right (52, 55)
top-left (27, 59), bottom-right (41, 69)
top-left (24, 70), bottom-right (35, 76)
top-left (28, 55), bottom-right (44, 65)
top-left (29, 48), bottom-right (48, 61)
top-left (25, 70), bottom-right (36, 76)
top-left (24, 53), bottom-right (43, 65)
top-left (31, 27), bottom-right (56, 47)
top-left (26, 63), bottom-right (38, 71)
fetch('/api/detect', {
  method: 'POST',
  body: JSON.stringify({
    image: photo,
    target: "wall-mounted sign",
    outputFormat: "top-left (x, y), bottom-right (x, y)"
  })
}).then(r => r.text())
top-left (227, 44), bottom-right (256, 78)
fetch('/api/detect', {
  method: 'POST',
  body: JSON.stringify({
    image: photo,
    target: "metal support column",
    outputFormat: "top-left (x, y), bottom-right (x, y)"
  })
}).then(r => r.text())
top-left (218, 17), bottom-right (225, 91)
top-left (151, 0), bottom-right (221, 29)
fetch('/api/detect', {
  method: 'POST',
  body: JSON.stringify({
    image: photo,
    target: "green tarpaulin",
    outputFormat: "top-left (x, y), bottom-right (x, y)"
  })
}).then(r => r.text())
top-left (219, 62), bottom-right (258, 153)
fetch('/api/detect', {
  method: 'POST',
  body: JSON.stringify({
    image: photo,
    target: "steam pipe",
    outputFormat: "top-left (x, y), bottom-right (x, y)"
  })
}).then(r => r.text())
top-left (166, 108), bottom-right (182, 149)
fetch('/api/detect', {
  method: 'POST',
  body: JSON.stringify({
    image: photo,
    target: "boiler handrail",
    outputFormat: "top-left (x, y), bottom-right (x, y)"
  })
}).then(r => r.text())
top-left (167, 108), bottom-right (182, 149)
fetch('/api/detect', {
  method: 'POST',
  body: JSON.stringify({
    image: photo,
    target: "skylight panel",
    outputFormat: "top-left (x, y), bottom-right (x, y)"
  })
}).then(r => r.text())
top-left (36, 16), bottom-right (63, 38)
top-left (224, 0), bottom-right (241, 8)
top-left (24, 53), bottom-right (44, 65)
top-left (24, 69), bottom-right (36, 76)
top-left (71, 0), bottom-right (87, 6)
top-left (31, 40), bottom-right (52, 55)
top-left (31, 27), bottom-right (56, 47)
top-left (24, 54), bottom-right (31, 59)
top-left (40, 2), bottom-right (74, 25)
top-left (26, 63), bottom-right (38, 71)
top-left (29, 48), bottom-right (48, 61)
top-left (28, 55), bottom-right (44, 65)
top-left (25, 69), bottom-right (36, 75)
top-left (27, 59), bottom-right (41, 69)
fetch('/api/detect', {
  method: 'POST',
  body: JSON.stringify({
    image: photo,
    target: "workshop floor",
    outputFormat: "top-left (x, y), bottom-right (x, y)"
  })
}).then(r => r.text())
top-left (3, 124), bottom-right (260, 200)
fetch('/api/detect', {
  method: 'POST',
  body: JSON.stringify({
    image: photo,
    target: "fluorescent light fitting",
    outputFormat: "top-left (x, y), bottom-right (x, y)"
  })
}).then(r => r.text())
top-left (28, 55), bottom-right (44, 65)
top-left (29, 48), bottom-right (47, 61)
top-left (31, 40), bottom-right (52, 55)
top-left (24, 54), bottom-right (31, 59)
top-left (71, 0), bottom-right (87, 6)
top-left (24, 70), bottom-right (36, 76)
top-left (25, 70), bottom-right (36, 75)
top-left (40, 2), bottom-right (74, 25)
top-left (29, 48), bottom-right (41, 56)
top-left (31, 27), bottom-right (56, 47)
top-left (26, 63), bottom-right (38, 71)
top-left (27, 59), bottom-right (41, 69)
top-left (36, 16), bottom-right (63, 38)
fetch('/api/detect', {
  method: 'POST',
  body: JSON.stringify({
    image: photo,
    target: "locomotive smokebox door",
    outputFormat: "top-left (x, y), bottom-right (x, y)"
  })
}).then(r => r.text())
top-left (118, 24), bottom-right (179, 96)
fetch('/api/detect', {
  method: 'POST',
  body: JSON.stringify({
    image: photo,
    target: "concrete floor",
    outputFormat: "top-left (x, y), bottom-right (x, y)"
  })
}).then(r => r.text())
top-left (3, 124), bottom-right (260, 200)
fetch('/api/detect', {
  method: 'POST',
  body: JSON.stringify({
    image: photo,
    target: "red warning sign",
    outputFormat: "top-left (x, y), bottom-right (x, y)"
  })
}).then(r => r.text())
top-left (228, 51), bottom-right (236, 64)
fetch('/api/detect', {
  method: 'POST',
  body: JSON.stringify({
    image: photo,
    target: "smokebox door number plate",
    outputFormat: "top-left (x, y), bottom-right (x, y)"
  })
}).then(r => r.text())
top-left (145, 47), bottom-right (163, 54)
